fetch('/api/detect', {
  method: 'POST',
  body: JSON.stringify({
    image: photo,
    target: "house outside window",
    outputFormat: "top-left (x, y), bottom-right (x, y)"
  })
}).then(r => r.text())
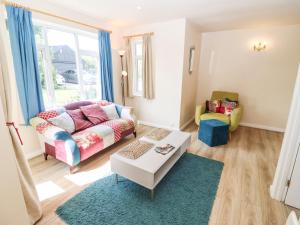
top-left (131, 38), bottom-right (143, 96)
top-left (34, 22), bottom-right (100, 109)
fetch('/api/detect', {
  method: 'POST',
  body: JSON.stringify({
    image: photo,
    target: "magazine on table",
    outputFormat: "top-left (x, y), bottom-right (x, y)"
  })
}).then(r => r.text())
top-left (155, 144), bottom-right (175, 155)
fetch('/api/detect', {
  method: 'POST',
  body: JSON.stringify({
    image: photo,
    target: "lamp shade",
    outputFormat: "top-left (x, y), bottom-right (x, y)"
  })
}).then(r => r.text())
top-left (118, 50), bottom-right (126, 56)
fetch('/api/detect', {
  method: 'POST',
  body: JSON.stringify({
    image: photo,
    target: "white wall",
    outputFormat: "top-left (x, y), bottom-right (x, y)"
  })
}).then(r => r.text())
top-left (122, 19), bottom-right (187, 129)
top-left (197, 25), bottom-right (300, 130)
top-left (179, 21), bottom-right (201, 128)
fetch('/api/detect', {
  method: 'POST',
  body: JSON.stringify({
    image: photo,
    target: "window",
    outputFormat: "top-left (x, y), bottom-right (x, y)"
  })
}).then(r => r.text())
top-left (131, 38), bottom-right (143, 96)
top-left (34, 23), bottom-right (100, 108)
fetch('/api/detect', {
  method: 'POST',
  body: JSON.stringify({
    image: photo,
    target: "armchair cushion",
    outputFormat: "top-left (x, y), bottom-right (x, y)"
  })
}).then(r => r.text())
top-left (206, 100), bottom-right (222, 113)
top-left (200, 113), bottom-right (230, 125)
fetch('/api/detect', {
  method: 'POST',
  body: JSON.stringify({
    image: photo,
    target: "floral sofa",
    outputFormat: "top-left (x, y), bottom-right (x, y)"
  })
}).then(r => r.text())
top-left (30, 100), bottom-right (136, 173)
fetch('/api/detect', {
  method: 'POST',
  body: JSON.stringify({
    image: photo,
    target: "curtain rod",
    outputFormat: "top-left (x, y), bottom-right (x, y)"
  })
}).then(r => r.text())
top-left (3, 1), bottom-right (112, 33)
top-left (123, 32), bottom-right (154, 39)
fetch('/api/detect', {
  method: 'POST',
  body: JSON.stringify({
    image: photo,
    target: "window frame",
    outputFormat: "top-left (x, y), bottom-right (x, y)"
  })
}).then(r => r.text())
top-left (131, 38), bottom-right (143, 97)
top-left (33, 20), bottom-right (101, 109)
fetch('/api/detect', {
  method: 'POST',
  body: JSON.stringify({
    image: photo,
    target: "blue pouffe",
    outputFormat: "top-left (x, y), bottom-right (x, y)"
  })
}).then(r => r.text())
top-left (198, 119), bottom-right (229, 147)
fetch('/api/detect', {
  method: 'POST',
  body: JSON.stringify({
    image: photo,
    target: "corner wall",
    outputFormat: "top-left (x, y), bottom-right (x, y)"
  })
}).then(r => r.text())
top-left (122, 19), bottom-right (187, 129)
top-left (179, 21), bottom-right (201, 129)
top-left (196, 25), bottom-right (300, 131)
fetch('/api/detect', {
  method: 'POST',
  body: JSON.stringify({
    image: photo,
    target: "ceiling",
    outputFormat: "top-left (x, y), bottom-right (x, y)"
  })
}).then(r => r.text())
top-left (15, 0), bottom-right (300, 31)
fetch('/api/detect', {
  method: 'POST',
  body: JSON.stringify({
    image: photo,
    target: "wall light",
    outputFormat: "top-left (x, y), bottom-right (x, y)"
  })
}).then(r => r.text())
top-left (253, 42), bottom-right (266, 52)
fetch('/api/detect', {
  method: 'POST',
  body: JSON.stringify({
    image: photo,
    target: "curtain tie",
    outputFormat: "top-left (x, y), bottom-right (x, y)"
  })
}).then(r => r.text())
top-left (6, 122), bottom-right (23, 145)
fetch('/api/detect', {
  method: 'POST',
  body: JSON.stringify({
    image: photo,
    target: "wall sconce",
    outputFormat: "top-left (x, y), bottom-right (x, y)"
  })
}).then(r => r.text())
top-left (253, 42), bottom-right (266, 51)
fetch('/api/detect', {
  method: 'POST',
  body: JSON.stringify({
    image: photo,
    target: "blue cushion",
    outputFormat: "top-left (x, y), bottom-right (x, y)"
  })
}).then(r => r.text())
top-left (198, 119), bottom-right (229, 147)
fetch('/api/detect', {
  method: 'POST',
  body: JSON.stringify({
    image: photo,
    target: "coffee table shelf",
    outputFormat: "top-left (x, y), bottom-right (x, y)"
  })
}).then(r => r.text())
top-left (110, 131), bottom-right (191, 198)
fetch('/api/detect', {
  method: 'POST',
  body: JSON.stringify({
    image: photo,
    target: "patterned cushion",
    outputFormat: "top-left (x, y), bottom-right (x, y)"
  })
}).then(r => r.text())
top-left (101, 119), bottom-right (134, 142)
top-left (48, 112), bottom-right (75, 133)
top-left (38, 110), bottom-right (59, 120)
top-left (222, 100), bottom-right (238, 116)
top-left (206, 100), bottom-right (222, 113)
top-left (36, 122), bottom-right (53, 134)
top-left (73, 132), bottom-right (102, 151)
top-left (101, 104), bottom-right (120, 120)
top-left (64, 101), bottom-right (93, 110)
top-left (67, 109), bottom-right (93, 132)
top-left (96, 100), bottom-right (112, 106)
top-left (80, 104), bottom-right (108, 125)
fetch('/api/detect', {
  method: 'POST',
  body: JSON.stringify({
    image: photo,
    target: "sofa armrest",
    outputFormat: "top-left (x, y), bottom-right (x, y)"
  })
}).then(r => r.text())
top-left (30, 117), bottom-right (80, 166)
top-left (230, 105), bottom-right (243, 132)
top-left (195, 104), bottom-right (206, 125)
top-left (115, 105), bottom-right (137, 128)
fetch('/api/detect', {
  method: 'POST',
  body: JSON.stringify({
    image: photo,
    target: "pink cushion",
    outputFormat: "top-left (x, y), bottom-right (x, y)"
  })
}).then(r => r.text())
top-left (80, 104), bottom-right (108, 125)
top-left (96, 100), bottom-right (112, 106)
top-left (37, 110), bottom-right (59, 120)
top-left (67, 109), bottom-right (93, 132)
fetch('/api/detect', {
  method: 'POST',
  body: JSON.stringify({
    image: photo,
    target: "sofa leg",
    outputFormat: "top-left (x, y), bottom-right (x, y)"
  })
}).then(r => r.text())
top-left (69, 165), bottom-right (79, 174)
top-left (43, 153), bottom-right (48, 161)
top-left (133, 131), bottom-right (137, 138)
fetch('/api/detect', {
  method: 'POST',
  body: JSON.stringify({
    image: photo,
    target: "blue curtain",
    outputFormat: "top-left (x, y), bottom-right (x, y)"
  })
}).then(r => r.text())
top-left (98, 31), bottom-right (114, 102)
top-left (6, 6), bottom-right (45, 124)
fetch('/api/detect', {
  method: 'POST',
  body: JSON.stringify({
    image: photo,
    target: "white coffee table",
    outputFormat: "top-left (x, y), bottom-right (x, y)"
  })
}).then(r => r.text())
top-left (110, 130), bottom-right (191, 199)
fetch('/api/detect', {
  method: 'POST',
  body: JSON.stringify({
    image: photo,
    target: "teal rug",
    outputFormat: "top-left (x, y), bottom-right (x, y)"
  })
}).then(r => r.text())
top-left (56, 153), bottom-right (223, 225)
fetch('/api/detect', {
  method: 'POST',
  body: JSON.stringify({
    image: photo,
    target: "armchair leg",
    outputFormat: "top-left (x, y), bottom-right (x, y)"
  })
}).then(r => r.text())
top-left (133, 131), bottom-right (137, 138)
top-left (70, 165), bottom-right (80, 174)
top-left (43, 153), bottom-right (48, 161)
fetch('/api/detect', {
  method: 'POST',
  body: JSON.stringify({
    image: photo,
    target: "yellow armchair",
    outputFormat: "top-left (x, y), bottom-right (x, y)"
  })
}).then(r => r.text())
top-left (195, 91), bottom-right (243, 132)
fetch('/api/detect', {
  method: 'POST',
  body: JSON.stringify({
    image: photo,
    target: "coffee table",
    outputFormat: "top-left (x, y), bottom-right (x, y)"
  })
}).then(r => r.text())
top-left (110, 130), bottom-right (191, 199)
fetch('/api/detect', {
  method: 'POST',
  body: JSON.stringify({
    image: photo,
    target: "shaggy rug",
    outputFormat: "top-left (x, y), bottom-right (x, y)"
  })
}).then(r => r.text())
top-left (56, 153), bottom-right (223, 225)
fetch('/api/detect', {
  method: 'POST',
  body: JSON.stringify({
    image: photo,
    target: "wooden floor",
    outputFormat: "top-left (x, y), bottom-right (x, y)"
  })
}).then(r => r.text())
top-left (30, 124), bottom-right (299, 225)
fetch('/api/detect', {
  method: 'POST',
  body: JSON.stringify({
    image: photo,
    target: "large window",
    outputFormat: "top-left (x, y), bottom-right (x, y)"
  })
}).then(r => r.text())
top-left (34, 23), bottom-right (100, 108)
top-left (131, 38), bottom-right (143, 96)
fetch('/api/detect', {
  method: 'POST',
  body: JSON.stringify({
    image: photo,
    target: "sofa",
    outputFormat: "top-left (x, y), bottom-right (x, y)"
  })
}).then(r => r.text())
top-left (30, 100), bottom-right (136, 173)
top-left (195, 91), bottom-right (243, 132)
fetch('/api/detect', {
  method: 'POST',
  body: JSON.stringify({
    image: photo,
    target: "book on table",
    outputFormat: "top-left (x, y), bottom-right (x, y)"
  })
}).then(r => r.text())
top-left (155, 144), bottom-right (175, 155)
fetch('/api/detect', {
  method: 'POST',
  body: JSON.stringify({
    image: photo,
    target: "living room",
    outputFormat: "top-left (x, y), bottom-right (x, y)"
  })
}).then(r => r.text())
top-left (1, 0), bottom-right (300, 225)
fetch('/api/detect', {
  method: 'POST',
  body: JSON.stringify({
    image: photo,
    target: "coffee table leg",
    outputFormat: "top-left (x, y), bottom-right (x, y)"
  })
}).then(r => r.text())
top-left (115, 174), bottom-right (118, 184)
top-left (150, 189), bottom-right (154, 200)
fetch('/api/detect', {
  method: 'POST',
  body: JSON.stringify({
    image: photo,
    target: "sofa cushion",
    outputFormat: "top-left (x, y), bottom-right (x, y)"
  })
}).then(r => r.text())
top-left (72, 125), bottom-right (114, 159)
top-left (101, 104), bottom-right (120, 120)
top-left (72, 119), bottom-right (134, 160)
top-left (80, 104), bottom-right (108, 125)
top-left (65, 101), bottom-right (93, 110)
top-left (101, 119), bottom-right (134, 142)
top-left (48, 112), bottom-right (75, 133)
top-left (37, 110), bottom-right (59, 120)
top-left (67, 109), bottom-right (93, 132)
top-left (200, 113), bottom-right (230, 125)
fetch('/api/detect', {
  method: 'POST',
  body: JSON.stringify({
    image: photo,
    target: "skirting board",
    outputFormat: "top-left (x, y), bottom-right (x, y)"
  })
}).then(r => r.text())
top-left (180, 117), bottom-right (195, 130)
top-left (25, 149), bottom-right (43, 160)
top-left (240, 122), bottom-right (285, 133)
top-left (138, 120), bottom-right (180, 131)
